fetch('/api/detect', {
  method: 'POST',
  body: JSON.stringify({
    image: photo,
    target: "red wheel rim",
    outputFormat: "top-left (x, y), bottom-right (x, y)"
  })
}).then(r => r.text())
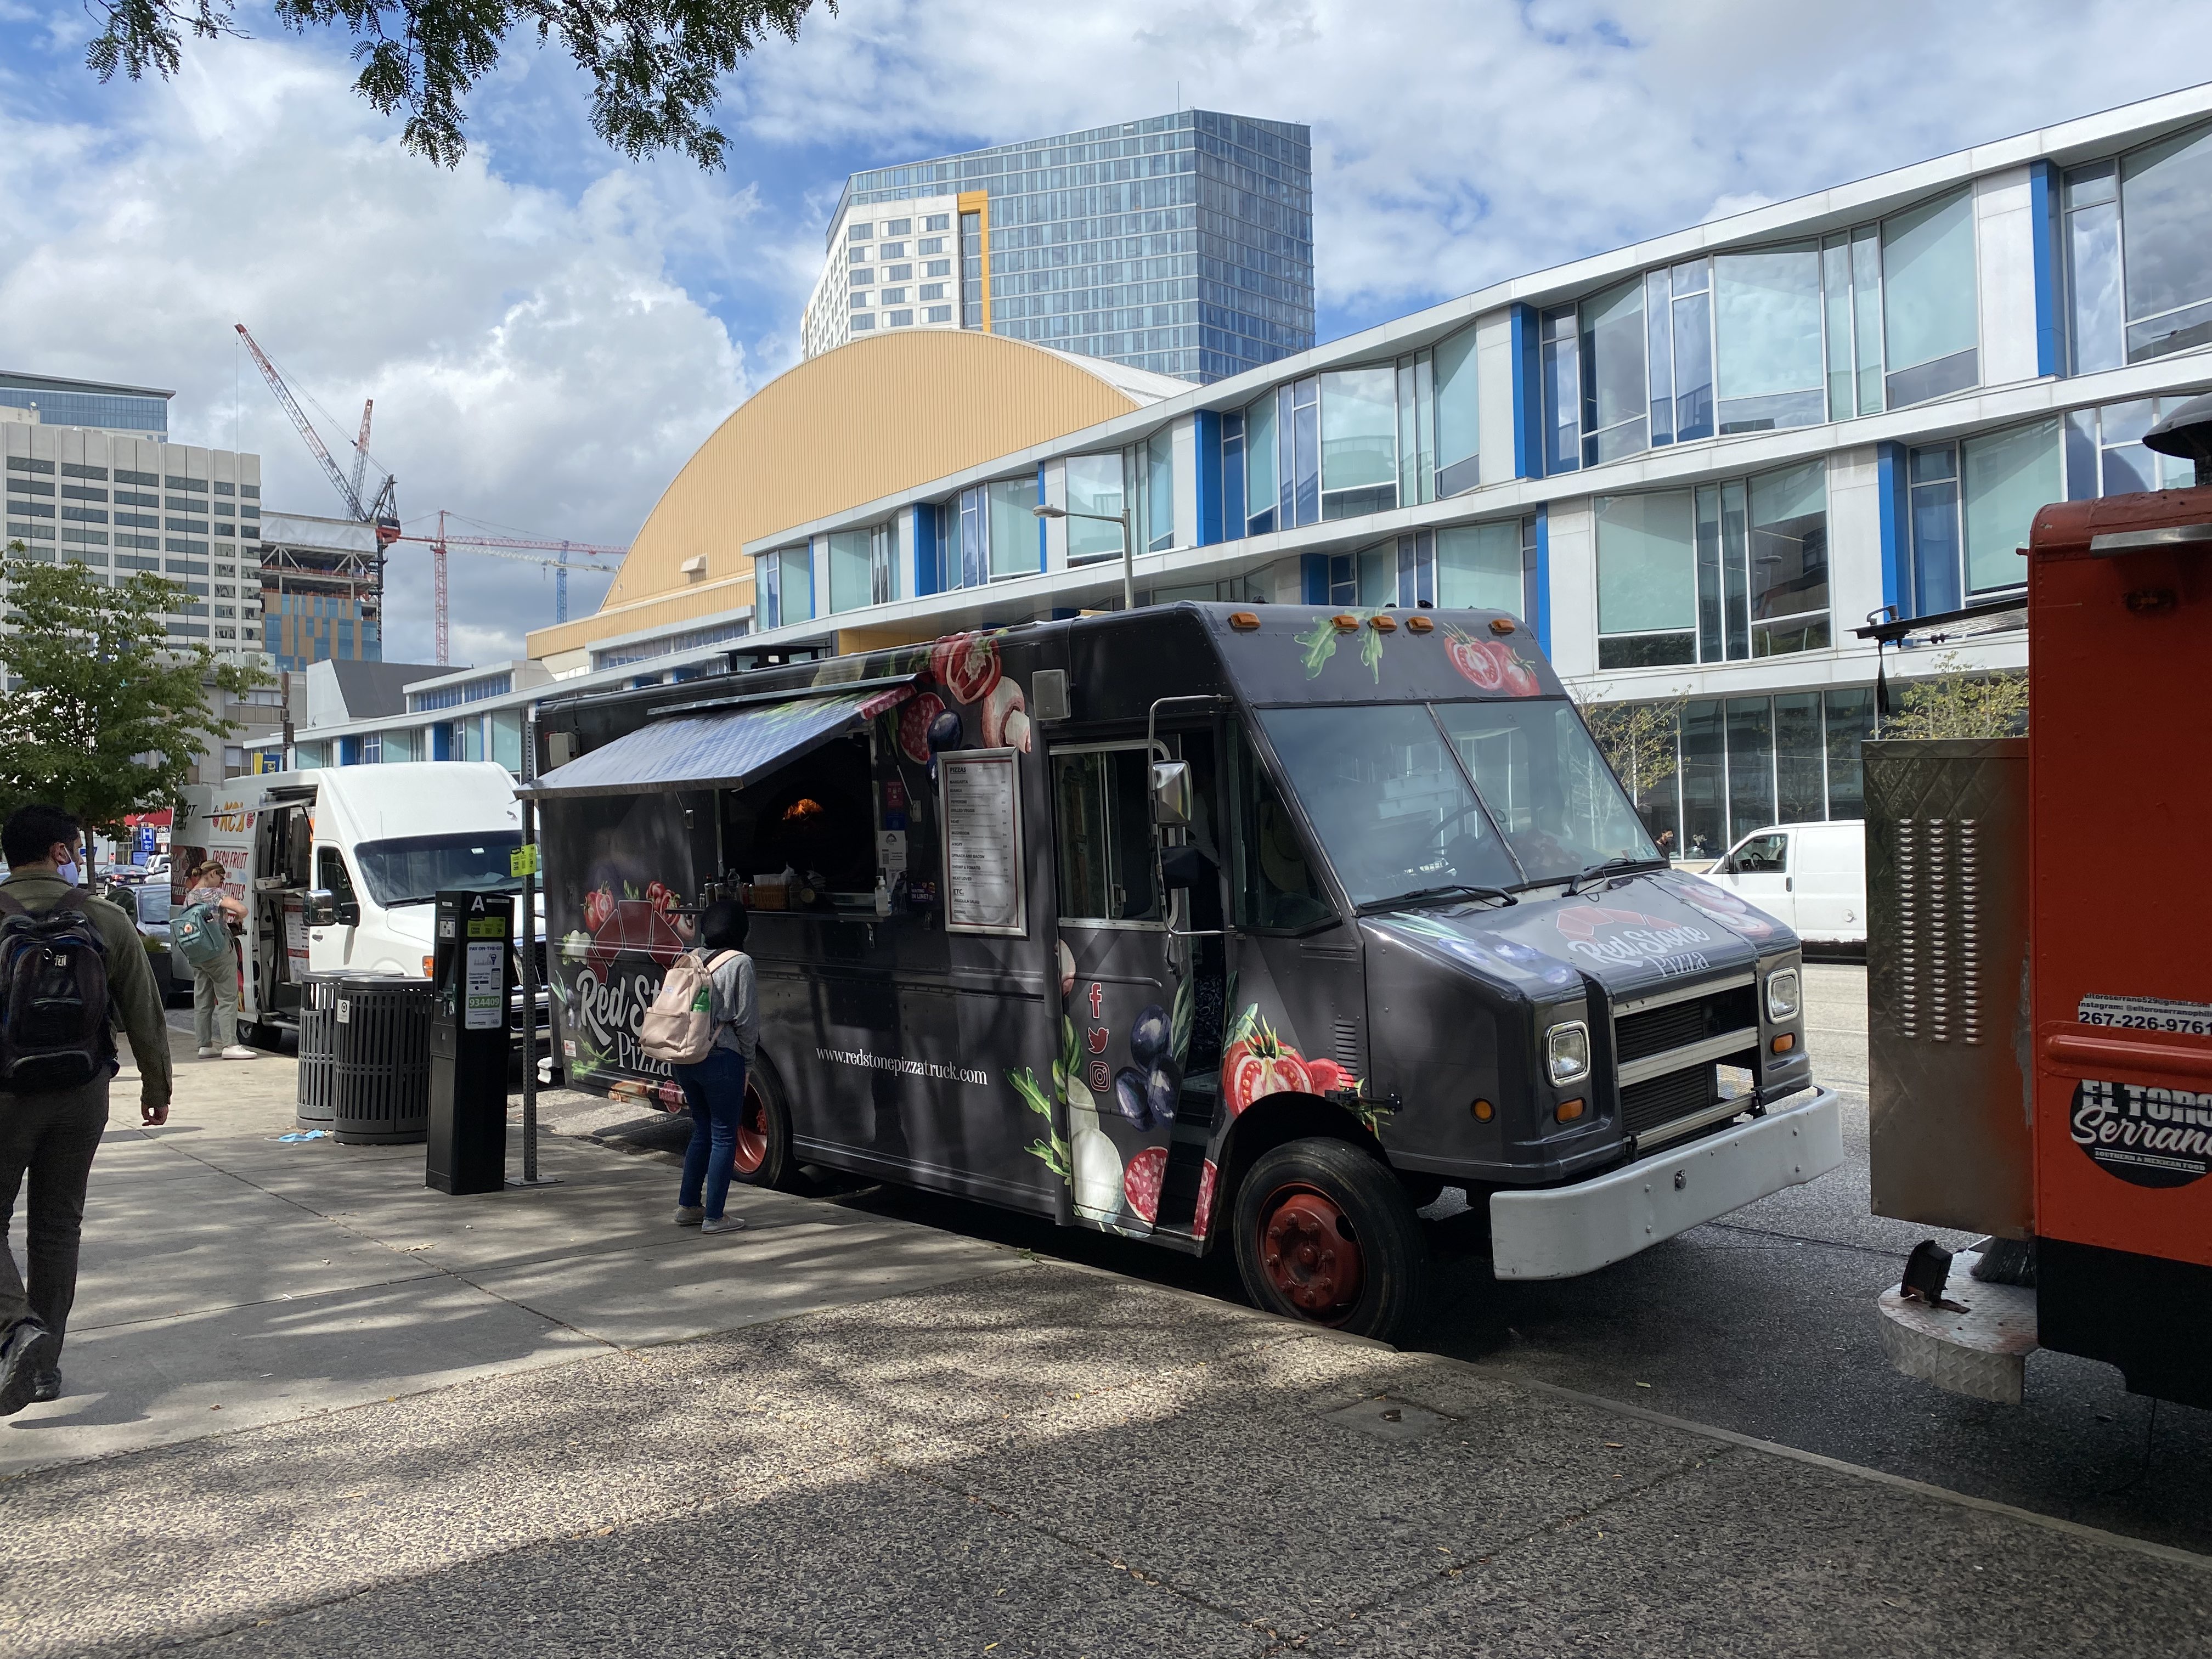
top-left (1256, 1183), bottom-right (1364, 1323)
top-left (732, 1078), bottom-right (770, 1176)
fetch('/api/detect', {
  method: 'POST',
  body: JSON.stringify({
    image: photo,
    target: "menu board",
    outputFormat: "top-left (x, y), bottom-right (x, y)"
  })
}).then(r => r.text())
top-left (940, 749), bottom-right (1024, 935)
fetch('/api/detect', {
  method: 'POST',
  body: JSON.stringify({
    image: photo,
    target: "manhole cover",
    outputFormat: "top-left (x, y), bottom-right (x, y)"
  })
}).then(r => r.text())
top-left (1323, 1396), bottom-right (1455, 1443)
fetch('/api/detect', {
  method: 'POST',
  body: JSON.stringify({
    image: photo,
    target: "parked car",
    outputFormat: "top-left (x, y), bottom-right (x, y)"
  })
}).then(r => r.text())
top-left (104, 880), bottom-right (188, 1005)
top-left (1698, 821), bottom-right (1866, 944)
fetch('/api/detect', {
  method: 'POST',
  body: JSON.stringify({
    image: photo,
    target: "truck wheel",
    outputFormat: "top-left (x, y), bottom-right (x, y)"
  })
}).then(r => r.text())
top-left (1232, 1138), bottom-right (1428, 1344)
top-left (731, 1057), bottom-right (796, 1190)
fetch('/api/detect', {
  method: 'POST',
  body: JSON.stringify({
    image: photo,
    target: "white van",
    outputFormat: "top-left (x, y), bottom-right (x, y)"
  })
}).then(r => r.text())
top-left (174, 764), bottom-right (527, 1043)
top-left (1697, 820), bottom-right (1867, 945)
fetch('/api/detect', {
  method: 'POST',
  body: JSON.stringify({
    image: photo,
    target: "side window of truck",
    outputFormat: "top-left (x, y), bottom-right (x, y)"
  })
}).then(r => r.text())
top-left (316, 847), bottom-right (357, 905)
top-left (1720, 832), bottom-right (1788, 874)
top-left (1051, 747), bottom-right (1160, 923)
top-left (1228, 721), bottom-right (1332, 930)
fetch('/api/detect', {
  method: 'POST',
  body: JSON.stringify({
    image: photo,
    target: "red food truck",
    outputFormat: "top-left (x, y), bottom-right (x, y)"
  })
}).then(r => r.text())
top-left (1871, 397), bottom-right (2212, 1408)
top-left (524, 603), bottom-right (1840, 1341)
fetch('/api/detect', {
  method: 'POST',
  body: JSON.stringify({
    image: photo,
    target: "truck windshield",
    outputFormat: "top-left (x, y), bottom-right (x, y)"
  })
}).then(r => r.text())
top-left (1258, 704), bottom-right (1520, 908)
top-left (1431, 701), bottom-right (1659, 885)
top-left (352, 833), bottom-right (523, 907)
top-left (1259, 701), bottom-right (1658, 906)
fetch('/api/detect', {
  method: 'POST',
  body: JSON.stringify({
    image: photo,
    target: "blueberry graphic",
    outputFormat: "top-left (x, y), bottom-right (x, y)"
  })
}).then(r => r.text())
top-left (1113, 1066), bottom-right (1153, 1129)
top-left (926, 710), bottom-right (963, 753)
top-left (1146, 1064), bottom-right (1179, 1128)
top-left (1129, 1004), bottom-right (1170, 1068)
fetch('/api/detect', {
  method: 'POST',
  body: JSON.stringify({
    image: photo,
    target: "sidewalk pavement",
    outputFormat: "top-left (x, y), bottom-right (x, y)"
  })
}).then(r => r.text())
top-left (0, 1031), bottom-right (2203, 1657)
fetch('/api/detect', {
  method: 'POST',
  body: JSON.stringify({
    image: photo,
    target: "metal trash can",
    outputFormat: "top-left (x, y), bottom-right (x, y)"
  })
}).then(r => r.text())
top-left (330, 974), bottom-right (435, 1146)
top-left (295, 974), bottom-right (340, 1133)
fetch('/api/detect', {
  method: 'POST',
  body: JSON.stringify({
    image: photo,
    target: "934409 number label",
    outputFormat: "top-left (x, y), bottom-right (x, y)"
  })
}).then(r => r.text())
top-left (2078, 995), bottom-right (2212, 1038)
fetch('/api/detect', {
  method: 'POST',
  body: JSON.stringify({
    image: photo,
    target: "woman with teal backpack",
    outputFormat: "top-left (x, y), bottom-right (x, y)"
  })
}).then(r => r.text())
top-left (179, 862), bottom-right (252, 1061)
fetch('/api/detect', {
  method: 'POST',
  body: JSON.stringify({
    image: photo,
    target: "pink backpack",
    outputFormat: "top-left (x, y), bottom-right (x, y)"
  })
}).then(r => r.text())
top-left (636, 950), bottom-right (737, 1065)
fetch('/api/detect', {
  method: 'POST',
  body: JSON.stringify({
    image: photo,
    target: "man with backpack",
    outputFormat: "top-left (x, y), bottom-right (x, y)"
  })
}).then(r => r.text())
top-left (637, 900), bottom-right (756, 1237)
top-left (0, 805), bottom-right (173, 1415)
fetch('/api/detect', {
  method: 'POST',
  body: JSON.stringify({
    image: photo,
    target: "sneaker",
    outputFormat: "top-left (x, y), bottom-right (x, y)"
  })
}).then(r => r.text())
top-left (700, 1215), bottom-right (748, 1235)
top-left (672, 1205), bottom-right (705, 1226)
top-left (221, 1045), bottom-right (258, 1060)
top-left (31, 1368), bottom-right (59, 1404)
top-left (196, 1046), bottom-right (219, 1058)
top-left (0, 1321), bottom-right (59, 1417)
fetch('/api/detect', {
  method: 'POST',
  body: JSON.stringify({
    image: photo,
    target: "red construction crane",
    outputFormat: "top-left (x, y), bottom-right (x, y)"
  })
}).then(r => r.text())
top-left (385, 510), bottom-right (627, 663)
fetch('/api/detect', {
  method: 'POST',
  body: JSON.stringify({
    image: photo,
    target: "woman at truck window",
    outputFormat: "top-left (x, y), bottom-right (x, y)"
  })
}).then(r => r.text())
top-left (185, 863), bottom-right (253, 1061)
top-left (670, 900), bottom-right (758, 1237)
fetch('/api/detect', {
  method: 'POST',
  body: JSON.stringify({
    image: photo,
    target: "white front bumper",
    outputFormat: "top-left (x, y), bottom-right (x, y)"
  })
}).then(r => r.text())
top-left (1488, 1088), bottom-right (1843, 1280)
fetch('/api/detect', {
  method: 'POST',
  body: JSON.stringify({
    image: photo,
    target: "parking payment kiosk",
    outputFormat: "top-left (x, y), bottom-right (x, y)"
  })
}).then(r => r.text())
top-left (427, 889), bottom-right (514, 1195)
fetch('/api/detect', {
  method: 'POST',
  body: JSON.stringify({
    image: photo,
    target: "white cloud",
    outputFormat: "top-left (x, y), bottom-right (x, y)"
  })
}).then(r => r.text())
top-left (0, 36), bottom-right (752, 665)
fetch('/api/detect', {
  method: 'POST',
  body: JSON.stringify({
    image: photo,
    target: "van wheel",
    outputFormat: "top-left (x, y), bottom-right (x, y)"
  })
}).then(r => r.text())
top-left (731, 1056), bottom-right (796, 1190)
top-left (1232, 1138), bottom-right (1428, 1344)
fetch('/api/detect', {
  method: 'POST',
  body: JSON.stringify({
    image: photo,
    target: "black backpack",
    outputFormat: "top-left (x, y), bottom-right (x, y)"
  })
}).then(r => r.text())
top-left (0, 889), bottom-right (112, 1092)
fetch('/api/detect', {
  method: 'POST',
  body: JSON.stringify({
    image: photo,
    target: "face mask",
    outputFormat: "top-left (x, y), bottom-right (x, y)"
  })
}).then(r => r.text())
top-left (55, 860), bottom-right (80, 887)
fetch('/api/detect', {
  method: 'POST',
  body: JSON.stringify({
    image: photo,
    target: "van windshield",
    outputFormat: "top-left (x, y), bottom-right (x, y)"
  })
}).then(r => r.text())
top-left (1258, 701), bottom-right (1657, 907)
top-left (352, 833), bottom-right (523, 907)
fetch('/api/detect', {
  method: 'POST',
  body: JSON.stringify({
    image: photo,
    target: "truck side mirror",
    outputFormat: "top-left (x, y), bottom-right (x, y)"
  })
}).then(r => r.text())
top-left (304, 888), bottom-right (337, 927)
top-left (1151, 760), bottom-right (1193, 827)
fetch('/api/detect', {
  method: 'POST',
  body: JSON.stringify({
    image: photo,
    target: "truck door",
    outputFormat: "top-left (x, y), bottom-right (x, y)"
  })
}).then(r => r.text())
top-left (1047, 732), bottom-right (1228, 1237)
top-left (1713, 829), bottom-right (1796, 931)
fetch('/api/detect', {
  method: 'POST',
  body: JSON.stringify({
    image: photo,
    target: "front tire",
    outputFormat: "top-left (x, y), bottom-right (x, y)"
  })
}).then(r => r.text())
top-left (730, 1054), bottom-right (797, 1191)
top-left (1232, 1138), bottom-right (1428, 1343)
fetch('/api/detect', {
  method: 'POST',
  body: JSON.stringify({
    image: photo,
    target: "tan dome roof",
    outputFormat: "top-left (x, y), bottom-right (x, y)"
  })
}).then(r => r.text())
top-left (527, 329), bottom-right (1175, 663)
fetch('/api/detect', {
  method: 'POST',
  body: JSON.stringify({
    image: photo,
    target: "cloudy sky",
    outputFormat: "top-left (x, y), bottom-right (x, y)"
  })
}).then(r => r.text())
top-left (1, 1), bottom-right (2208, 664)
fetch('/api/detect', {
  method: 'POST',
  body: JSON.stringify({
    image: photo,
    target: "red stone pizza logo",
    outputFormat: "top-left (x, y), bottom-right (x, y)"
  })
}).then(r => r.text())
top-left (1551, 904), bottom-right (1715, 970)
top-left (2072, 1079), bottom-right (2212, 1188)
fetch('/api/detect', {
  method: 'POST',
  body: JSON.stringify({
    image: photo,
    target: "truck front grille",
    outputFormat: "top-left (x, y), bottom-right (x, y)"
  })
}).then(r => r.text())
top-left (1611, 980), bottom-right (1761, 1146)
top-left (1615, 983), bottom-right (1758, 1063)
top-left (1621, 1065), bottom-right (1716, 1139)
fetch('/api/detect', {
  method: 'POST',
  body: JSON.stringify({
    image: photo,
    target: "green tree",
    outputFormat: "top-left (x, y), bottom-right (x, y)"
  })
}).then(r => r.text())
top-left (1573, 688), bottom-right (1686, 816)
top-left (86, 0), bottom-right (827, 167)
top-left (0, 549), bottom-right (268, 861)
top-left (1881, 652), bottom-right (2029, 740)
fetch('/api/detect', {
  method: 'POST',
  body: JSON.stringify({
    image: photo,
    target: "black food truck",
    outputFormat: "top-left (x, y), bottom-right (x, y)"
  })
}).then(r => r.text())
top-left (525, 603), bottom-right (1841, 1340)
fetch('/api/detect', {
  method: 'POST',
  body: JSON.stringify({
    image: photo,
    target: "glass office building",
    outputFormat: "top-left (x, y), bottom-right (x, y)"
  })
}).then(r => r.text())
top-left (801, 111), bottom-right (1314, 385)
top-left (0, 371), bottom-right (170, 436)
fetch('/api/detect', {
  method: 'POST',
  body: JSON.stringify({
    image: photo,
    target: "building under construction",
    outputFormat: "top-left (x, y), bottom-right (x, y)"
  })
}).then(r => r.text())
top-left (256, 509), bottom-right (383, 672)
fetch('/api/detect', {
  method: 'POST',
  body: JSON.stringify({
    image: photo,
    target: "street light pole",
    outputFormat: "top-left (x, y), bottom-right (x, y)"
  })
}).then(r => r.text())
top-left (1033, 502), bottom-right (1136, 612)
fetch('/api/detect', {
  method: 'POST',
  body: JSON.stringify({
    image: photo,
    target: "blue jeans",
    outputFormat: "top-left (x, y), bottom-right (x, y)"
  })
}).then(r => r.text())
top-left (672, 1047), bottom-right (748, 1222)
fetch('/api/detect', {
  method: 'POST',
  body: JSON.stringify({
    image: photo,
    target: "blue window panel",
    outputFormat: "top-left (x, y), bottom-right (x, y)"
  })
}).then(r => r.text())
top-left (1327, 554), bottom-right (1357, 605)
top-left (758, 552), bottom-right (781, 630)
top-left (1292, 381), bottom-right (1320, 526)
top-left (1527, 510), bottom-right (1550, 655)
top-left (337, 737), bottom-right (360, 766)
top-left (1218, 410), bottom-right (1245, 538)
top-left (1300, 552), bottom-right (1330, 603)
top-left (2031, 160), bottom-right (2062, 379)
top-left (910, 504), bottom-right (938, 596)
top-left (1511, 303), bottom-right (1542, 479)
top-left (1037, 463), bottom-right (1049, 569)
top-left (1194, 411), bottom-right (1223, 545)
top-left (1876, 442), bottom-right (1908, 614)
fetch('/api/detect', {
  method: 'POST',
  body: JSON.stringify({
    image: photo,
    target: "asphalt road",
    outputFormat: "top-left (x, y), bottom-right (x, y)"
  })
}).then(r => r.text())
top-left (822, 963), bottom-right (2212, 1559)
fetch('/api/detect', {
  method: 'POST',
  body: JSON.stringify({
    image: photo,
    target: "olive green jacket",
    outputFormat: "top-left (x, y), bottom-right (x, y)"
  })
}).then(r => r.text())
top-left (0, 873), bottom-right (174, 1108)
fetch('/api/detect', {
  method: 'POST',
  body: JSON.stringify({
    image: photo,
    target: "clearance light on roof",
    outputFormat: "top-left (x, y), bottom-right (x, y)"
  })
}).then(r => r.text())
top-left (1405, 615), bottom-right (1434, 633)
top-left (1332, 614), bottom-right (1359, 632)
top-left (1489, 617), bottom-right (1516, 635)
top-left (1370, 614), bottom-right (1397, 633)
top-left (1228, 611), bottom-right (1261, 631)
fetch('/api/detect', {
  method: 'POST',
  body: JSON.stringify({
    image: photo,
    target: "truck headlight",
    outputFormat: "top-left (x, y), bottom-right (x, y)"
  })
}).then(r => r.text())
top-left (1765, 966), bottom-right (1801, 1022)
top-left (1545, 1020), bottom-right (1591, 1085)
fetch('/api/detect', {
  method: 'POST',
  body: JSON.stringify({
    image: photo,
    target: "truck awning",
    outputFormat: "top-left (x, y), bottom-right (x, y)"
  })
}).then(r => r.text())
top-left (518, 682), bottom-right (913, 801)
